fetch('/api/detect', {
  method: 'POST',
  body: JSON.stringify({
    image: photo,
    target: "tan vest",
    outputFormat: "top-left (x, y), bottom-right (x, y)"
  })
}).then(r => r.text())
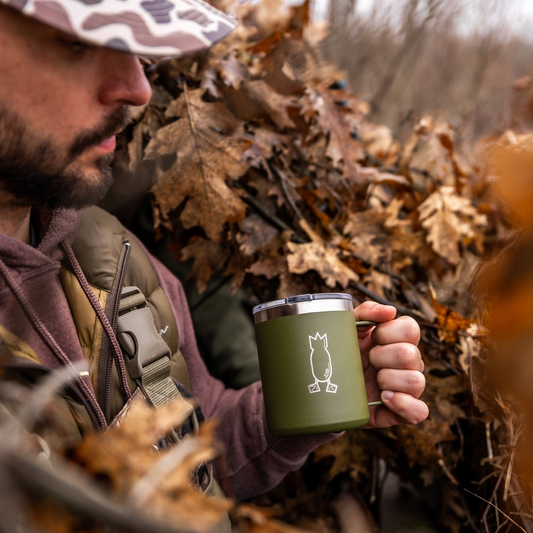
top-left (60, 207), bottom-right (230, 520)
top-left (0, 207), bottom-right (229, 528)
top-left (60, 206), bottom-right (190, 419)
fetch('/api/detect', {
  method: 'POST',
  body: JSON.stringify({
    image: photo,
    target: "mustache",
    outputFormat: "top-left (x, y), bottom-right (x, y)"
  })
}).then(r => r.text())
top-left (68, 107), bottom-right (132, 159)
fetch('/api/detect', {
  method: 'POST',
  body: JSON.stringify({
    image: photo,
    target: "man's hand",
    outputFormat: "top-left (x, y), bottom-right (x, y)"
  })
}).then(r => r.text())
top-left (355, 301), bottom-right (429, 428)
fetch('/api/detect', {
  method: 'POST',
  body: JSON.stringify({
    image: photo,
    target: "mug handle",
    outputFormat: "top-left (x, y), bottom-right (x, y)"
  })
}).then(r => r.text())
top-left (355, 320), bottom-right (384, 407)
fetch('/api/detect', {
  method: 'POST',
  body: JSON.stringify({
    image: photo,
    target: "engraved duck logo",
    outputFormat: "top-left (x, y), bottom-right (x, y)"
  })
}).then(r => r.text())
top-left (308, 333), bottom-right (338, 394)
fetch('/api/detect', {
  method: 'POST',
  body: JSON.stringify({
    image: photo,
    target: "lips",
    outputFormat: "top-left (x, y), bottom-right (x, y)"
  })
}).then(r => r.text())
top-left (96, 135), bottom-right (117, 153)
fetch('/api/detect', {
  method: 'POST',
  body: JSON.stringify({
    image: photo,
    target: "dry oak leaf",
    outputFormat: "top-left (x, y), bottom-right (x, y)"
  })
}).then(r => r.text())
top-left (145, 87), bottom-right (250, 242)
top-left (218, 53), bottom-right (249, 90)
top-left (227, 79), bottom-right (298, 130)
top-left (287, 241), bottom-right (358, 288)
top-left (395, 420), bottom-right (456, 470)
top-left (181, 237), bottom-right (229, 294)
top-left (305, 85), bottom-right (365, 182)
top-left (312, 430), bottom-right (392, 483)
top-left (399, 116), bottom-right (456, 191)
top-left (247, 233), bottom-right (289, 280)
top-left (429, 287), bottom-right (475, 343)
top-left (343, 209), bottom-right (387, 266)
top-left (239, 214), bottom-right (279, 256)
top-left (418, 186), bottom-right (487, 266)
top-left (70, 395), bottom-right (229, 533)
top-left (361, 124), bottom-right (399, 164)
top-left (71, 394), bottom-right (196, 494)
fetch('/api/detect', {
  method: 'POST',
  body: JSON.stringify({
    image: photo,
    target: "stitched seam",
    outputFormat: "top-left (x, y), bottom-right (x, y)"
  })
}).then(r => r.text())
top-left (60, 263), bottom-right (109, 292)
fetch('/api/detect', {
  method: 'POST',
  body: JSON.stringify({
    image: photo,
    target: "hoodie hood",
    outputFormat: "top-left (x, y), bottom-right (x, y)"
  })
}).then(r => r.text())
top-left (0, 208), bottom-right (79, 270)
top-left (0, 206), bottom-right (88, 371)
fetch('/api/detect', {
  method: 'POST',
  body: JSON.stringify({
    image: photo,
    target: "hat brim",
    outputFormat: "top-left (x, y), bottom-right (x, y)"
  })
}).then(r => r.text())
top-left (3, 0), bottom-right (236, 58)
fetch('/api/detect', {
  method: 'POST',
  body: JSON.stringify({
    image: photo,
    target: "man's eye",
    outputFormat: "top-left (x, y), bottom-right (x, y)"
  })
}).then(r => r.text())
top-left (60, 38), bottom-right (88, 53)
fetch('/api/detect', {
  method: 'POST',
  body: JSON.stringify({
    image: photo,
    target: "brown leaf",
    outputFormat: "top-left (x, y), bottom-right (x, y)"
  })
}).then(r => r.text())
top-left (395, 420), bottom-right (456, 469)
top-left (247, 233), bottom-right (288, 280)
top-left (364, 270), bottom-right (393, 299)
top-left (313, 430), bottom-right (391, 483)
top-left (418, 186), bottom-right (487, 266)
top-left (286, 241), bottom-right (358, 288)
top-left (145, 88), bottom-right (250, 241)
top-left (261, 36), bottom-right (320, 94)
top-left (127, 105), bottom-right (163, 172)
top-left (69, 395), bottom-right (229, 532)
top-left (306, 84), bottom-right (365, 181)
top-left (181, 237), bottom-right (229, 294)
top-left (218, 53), bottom-right (249, 90)
top-left (231, 79), bottom-right (298, 130)
top-left (233, 503), bottom-right (310, 533)
top-left (429, 288), bottom-right (475, 343)
top-left (361, 124), bottom-right (399, 164)
top-left (399, 116), bottom-right (457, 190)
top-left (239, 214), bottom-right (279, 256)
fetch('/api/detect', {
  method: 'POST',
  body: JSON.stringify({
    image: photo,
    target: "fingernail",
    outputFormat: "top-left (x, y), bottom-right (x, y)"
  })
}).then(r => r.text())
top-left (382, 390), bottom-right (394, 401)
top-left (374, 303), bottom-right (383, 310)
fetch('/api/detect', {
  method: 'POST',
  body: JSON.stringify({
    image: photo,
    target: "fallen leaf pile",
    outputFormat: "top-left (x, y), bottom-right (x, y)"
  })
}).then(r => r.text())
top-left (3, 1), bottom-right (533, 532)
top-left (116, 1), bottom-right (531, 531)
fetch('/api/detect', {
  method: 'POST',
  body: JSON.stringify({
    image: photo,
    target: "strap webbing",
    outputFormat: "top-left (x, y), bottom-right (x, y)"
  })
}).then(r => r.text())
top-left (119, 291), bottom-right (146, 315)
top-left (140, 357), bottom-right (192, 420)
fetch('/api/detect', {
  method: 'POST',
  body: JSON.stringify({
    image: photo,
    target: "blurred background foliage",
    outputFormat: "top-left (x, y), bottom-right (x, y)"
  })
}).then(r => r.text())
top-left (321, 0), bottom-right (533, 147)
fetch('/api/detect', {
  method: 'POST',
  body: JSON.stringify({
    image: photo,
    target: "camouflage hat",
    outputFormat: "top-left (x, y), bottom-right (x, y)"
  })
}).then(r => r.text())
top-left (1, 0), bottom-right (237, 58)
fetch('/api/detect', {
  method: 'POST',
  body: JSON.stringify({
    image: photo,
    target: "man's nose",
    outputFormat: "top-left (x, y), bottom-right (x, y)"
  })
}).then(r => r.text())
top-left (97, 49), bottom-right (152, 107)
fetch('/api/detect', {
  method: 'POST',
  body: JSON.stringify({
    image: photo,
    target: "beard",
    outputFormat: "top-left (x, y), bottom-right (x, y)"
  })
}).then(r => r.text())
top-left (0, 104), bottom-right (132, 210)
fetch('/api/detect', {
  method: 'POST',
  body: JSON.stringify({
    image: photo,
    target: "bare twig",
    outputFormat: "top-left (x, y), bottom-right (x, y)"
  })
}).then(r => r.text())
top-left (349, 280), bottom-right (425, 320)
top-left (465, 488), bottom-right (527, 533)
top-left (239, 187), bottom-right (306, 243)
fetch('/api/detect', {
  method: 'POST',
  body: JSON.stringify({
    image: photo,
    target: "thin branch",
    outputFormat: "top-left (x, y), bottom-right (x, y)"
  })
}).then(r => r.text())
top-left (464, 488), bottom-right (527, 533)
top-left (349, 279), bottom-right (425, 320)
top-left (239, 188), bottom-right (306, 243)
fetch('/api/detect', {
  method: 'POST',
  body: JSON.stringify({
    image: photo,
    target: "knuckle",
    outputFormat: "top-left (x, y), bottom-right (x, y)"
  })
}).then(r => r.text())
top-left (400, 316), bottom-right (420, 343)
top-left (356, 301), bottom-right (375, 314)
top-left (397, 343), bottom-right (419, 368)
top-left (407, 371), bottom-right (425, 394)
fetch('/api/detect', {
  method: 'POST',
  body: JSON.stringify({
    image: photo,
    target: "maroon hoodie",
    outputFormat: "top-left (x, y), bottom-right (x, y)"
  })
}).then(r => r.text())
top-left (0, 207), bottom-right (336, 500)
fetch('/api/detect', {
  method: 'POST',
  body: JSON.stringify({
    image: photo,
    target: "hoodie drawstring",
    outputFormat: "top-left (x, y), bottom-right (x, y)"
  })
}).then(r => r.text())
top-left (61, 240), bottom-right (132, 403)
top-left (0, 256), bottom-right (107, 429)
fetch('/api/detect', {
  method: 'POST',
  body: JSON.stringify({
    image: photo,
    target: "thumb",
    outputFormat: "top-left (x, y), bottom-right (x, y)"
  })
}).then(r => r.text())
top-left (354, 301), bottom-right (397, 324)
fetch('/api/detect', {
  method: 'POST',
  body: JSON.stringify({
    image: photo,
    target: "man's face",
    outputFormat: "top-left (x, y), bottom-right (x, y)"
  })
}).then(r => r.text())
top-left (0, 6), bottom-right (152, 209)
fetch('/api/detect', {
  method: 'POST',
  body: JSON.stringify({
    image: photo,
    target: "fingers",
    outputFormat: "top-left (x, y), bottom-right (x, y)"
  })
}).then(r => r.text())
top-left (377, 369), bottom-right (426, 398)
top-left (380, 391), bottom-right (429, 425)
top-left (353, 301), bottom-right (397, 324)
top-left (369, 342), bottom-right (424, 372)
top-left (371, 315), bottom-right (420, 346)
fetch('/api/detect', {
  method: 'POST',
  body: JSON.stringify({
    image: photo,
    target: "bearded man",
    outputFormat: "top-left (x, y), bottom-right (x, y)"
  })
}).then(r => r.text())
top-left (0, 0), bottom-right (428, 516)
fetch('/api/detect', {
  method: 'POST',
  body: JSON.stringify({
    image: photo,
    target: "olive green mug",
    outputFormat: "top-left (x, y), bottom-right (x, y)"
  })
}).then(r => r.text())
top-left (253, 293), bottom-right (381, 437)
